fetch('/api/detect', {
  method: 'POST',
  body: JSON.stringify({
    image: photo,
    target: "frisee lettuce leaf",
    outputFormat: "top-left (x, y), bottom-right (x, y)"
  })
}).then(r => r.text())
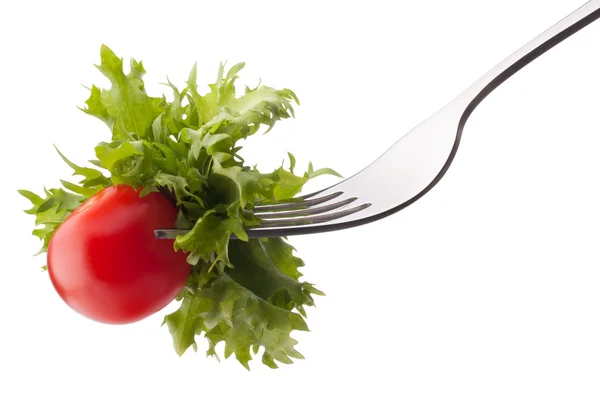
top-left (19, 45), bottom-right (339, 369)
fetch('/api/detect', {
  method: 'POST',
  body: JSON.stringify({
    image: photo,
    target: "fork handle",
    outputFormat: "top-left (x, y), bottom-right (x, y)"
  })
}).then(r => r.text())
top-left (460, 1), bottom-right (600, 116)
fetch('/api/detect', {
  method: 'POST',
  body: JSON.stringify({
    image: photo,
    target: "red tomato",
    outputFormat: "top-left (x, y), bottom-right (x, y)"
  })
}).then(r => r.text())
top-left (47, 185), bottom-right (190, 324)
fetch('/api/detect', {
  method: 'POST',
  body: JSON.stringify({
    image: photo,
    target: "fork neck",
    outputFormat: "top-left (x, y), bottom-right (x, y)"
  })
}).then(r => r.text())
top-left (457, 1), bottom-right (600, 122)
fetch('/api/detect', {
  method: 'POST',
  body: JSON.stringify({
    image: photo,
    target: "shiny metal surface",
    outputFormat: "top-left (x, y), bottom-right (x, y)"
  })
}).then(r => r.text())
top-left (156, 1), bottom-right (600, 240)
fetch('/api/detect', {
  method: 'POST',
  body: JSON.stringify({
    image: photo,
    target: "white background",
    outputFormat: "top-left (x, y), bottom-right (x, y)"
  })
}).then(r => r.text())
top-left (1, 0), bottom-right (600, 403)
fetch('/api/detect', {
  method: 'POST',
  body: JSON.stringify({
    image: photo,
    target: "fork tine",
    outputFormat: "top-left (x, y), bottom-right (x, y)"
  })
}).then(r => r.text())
top-left (154, 200), bottom-right (371, 239)
top-left (253, 187), bottom-right (332, 205)
top-left (255, 197), bottom-right (358, 219)
top-left (250, 203), bottom-right (372, 228)
top-left (253, 191), bottom-right (344, 212)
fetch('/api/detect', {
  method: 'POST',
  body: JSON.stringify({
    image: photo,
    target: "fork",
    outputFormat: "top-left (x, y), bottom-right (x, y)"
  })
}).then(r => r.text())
top-left (156, 1), bottom-right (600, 240)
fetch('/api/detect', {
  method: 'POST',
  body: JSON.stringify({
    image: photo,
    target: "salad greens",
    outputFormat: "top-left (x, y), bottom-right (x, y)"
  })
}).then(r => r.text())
top-left (20, 45), bottom-right (340, 368)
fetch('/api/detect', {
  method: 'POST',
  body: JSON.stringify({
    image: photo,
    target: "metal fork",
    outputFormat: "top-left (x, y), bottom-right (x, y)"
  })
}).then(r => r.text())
top-left (156, 1), bottom-right (600, 240)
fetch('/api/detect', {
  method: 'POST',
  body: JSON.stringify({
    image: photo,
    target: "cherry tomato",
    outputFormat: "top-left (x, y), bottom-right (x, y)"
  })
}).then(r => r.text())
top-left (47, 185), bottom-right (190, 324)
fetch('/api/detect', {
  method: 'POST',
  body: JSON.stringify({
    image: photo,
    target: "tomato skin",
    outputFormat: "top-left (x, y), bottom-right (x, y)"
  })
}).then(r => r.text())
top-left (47, 185), bottom-right (190, 324)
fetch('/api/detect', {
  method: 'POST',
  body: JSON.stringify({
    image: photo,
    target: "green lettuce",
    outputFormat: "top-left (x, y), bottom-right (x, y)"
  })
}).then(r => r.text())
top-left (19, 45), bottom-right (339, 369)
